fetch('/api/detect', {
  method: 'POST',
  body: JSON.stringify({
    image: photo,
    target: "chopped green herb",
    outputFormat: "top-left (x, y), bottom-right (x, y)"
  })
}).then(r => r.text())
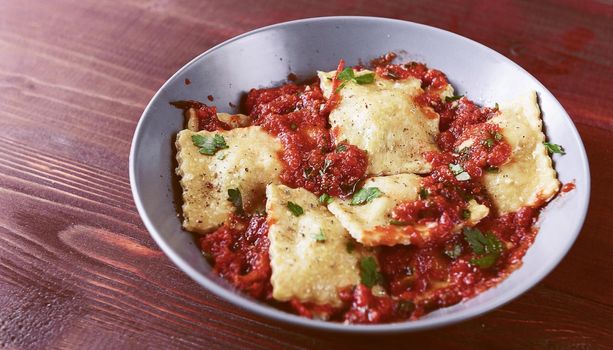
top-left (350, 187), bottom-right (383, 205)
top-left (463, 227), bottom-right (503, 268)
top-left (359, 256), bottom-right (383, 288)
top-left (457, 146), bottom-right (470, 155)
top-left (320, 159), bottom-right (332, 176)
top-left (227, 188), bottom-right (243, 214)
top-left (445, 94), bottom-right (464, 103)
top-left (461, 209), bottom-right (471, 220)
top-left (494, 132), bottom-right (503, 141)
top-left (482, 138), bottom-right (494, 149)
top-left (346, 241), bottom-right (355, 254)
top-left (319, 193), bottom-right (333, 205)
top-left (216, 152), bottom-right (226, 160)
top-left (390, 220), bottom-right (409, 226)
top-left (286, 201), bottom-right (304, 217)
top-left (354, 73), bottom-right (375, 84)
top-left (314, 228), bottom-right (326, 242)
top-left (449, 163), bottom-right (471, 181)
top-left (290, 122), bottom-right (298, 130)
top-left (543, 142), bottom-right (566, 155)
top-left (486, 166), bottom-right (499, 173)
top-left (336, 144), bottom-right (348, 153)
top-left (494, 102), bottom-right (500, 110)
top-left (335, 68), bottom-right (376, 92)
top-left (449, 163), bottom-right (465, 175)
top-left (303, 167), bottom-right (313, 179)
top-left (192, 134), bottom-right (229, 155)
top-left (444, 244), bottom-right (463, 259)
top-left (419, 187), bottom-right (430, 199)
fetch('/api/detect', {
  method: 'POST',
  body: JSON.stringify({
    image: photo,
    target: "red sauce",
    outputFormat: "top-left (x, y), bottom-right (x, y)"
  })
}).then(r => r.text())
top-left (170, 100), bottom-right (231, 131)
top-left (561, 182), bottom-right (576, 193)
top-left (187, 57), bottom-right (557, 324)
top-left (184, 78), bottom-right (191, 85)
top-left (200, 214), bottom-right (272, 299)
top-left (245, 62), bottom-right (368, 197)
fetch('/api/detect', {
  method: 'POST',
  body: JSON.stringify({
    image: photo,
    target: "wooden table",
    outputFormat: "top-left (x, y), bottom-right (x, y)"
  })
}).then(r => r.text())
top-left (1, 0), bottom-right (611, 348)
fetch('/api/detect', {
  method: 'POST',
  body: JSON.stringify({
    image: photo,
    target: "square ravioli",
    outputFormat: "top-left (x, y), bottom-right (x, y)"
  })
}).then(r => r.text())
top-left (327, 174), bottom-right (489, 246)
top-left (266, 184), bottom-right (360, 306)
top-left (175, 126), bottom-right (282, 233)
top-left (482, 91), bottom-right (560, 214)
top-left (319, 69), bottom-right (442, 175)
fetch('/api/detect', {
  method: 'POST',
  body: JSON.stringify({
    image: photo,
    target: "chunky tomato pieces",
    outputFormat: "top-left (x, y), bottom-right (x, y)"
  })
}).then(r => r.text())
top-left (200, 214), bottom-right (272, 299)
top-left (246, 81), bottom-right (368, 197)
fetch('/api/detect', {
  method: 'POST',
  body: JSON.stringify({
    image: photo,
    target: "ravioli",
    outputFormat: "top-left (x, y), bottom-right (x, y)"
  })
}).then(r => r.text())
top-left (318, 70), bottom-right (441, 175)
top-left (482, 91), bottom-right (560, 214)
top-left (266, 184), bottom-right (360, 306)
top-left (175, 127), bottom-right (282, 233)
top-left (327, 174), bottom-right (489, 246)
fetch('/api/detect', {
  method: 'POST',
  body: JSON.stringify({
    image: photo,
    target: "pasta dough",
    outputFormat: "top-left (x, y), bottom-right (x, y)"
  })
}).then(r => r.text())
top-left (175, 127), bottom-right (282, 233)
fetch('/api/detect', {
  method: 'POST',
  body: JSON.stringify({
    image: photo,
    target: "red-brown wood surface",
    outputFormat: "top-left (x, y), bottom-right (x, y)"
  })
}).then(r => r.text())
top-left (1, 0), bottom-right (612, 349)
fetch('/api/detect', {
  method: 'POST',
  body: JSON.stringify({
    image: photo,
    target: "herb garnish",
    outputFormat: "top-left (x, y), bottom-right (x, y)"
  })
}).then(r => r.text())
top-left (287, 201), bottom-right (304, 217)
top-left (336, 144), bottom-right (347, 153)
top-left (461, 209), bottom-right (471, 220)
top-left (319, 193), bottom-right (333, 205)
top-left (314, 229), bottom-right (326, 242)
top-left (543, 142), bottom-right (566, 155)
top-left (463, 227), bottom-right (503, 268)
top-left (303, 167), bottom-right (313, 179)
top-left (444, 244), bottom-right (463, 259)
top-left (350, 187), bottom-right (383, 205)
top-left (320, 159), bottom-right (332, 176)
top-left (359, 256), bottom-right (383, 288)
top-left (335, 68), bottom-right (375, 93)
top-left (449, 163), bottom-right (471, 181)
top-left (192, 134), bottom-right (229, 155)
top-left (227, 188), bottom-right (244, 214)
top-left (445, 95), bottom-right (464, 103)
top-left (419, 187), bottom-right (430, 199)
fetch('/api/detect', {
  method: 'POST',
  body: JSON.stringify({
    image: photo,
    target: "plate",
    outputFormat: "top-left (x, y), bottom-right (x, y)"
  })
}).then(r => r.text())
top-left (129, 17), bottom-right (590, 332)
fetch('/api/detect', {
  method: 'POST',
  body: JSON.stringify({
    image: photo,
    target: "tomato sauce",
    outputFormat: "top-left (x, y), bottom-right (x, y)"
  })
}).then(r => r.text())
top-left (185, 56), bottom-right (556, 324)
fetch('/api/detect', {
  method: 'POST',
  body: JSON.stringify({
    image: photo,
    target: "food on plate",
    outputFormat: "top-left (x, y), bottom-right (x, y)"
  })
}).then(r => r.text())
top-left (172, 54), bottom-right (564, 324)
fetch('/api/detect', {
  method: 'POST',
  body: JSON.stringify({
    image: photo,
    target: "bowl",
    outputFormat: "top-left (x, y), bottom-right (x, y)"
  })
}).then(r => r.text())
top-left (129, 16), bottom-right (590, 333)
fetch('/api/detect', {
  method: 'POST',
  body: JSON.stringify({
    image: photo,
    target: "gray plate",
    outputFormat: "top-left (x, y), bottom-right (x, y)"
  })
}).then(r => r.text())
top-left (129, 17), bottom-right (590, 333)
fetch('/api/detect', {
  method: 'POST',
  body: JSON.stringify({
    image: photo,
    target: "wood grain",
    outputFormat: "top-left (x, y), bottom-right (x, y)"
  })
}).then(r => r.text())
top-left (0, 0), bottom-right (612, 349)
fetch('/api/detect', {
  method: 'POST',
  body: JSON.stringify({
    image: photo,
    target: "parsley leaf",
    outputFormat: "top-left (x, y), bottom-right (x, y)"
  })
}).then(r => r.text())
top-left (449, 163), bottom-right (471, 181)
top-left (494, 132), bottom-right (503, 141)
top-left (287, 201), bottom-right (304, 216)
top-left (314, 229), bottom-right (326, 242)
top-left (192, 134), bottom-right (229, 155)
top-left (461, 209), bottom-right (471, 220)
top-left (335, 68), bottom-right (376, 92)
top-left (482, 138), bottom-right (494, 149)
top-left (336, 144), bottom-right (347, 153)
top-left (486, 166), bottom-right (499, 173)
top-left (303, 167), bottom-right (313, 179)
top-left (444, 244), bottom-right (463, 259)
top-left (419, 187), bottom-right (429, 199)
top-left (350, 187), bottom-right (383, 206)
top-left (227, 188), bottom-right (244, 214)
top-left (319, 159), bottom-right (332, 176)
top-left (319, 193), bottom-right (333, 205)
top-left (359, 256), bottom-right (383, 288)
top-left (463, 228), bottom-right (503, 268)
top-left (354, 73), bottom-right (375, 84)
top-left (543, 142), bottom-right (566, 155)
top-left (445, 94), bottom-right (464, 103)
